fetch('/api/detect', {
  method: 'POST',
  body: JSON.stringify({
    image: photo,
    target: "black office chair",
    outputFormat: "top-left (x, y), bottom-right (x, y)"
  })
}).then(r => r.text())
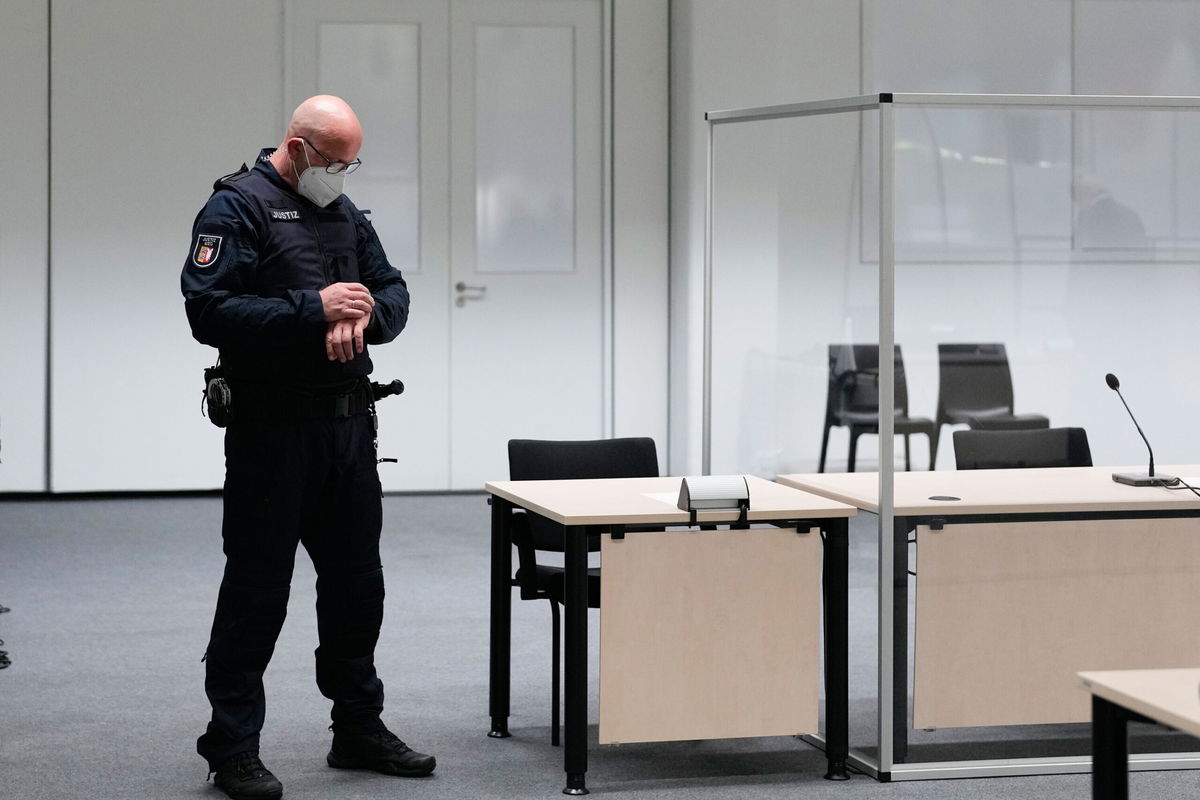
top-left (931, 343), bottom-right (1049, 468)
top-left (818, 344), bottom-right (935, 473)
top-left (507, 437), bottom-right (659, 745)
top-left (952, 427), bottom-right (1093, 470)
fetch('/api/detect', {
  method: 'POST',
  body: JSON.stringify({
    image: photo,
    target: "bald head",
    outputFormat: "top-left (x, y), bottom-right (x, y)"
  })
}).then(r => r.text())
top-left (269, 95), bottom-right (363, 189)
top-left (287, 95), bottom-right (362, 149)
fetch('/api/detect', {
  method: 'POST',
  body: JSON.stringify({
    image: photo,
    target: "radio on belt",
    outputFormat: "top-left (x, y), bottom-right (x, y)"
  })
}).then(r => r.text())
top-left (677, 475), bottom-right (750, 526)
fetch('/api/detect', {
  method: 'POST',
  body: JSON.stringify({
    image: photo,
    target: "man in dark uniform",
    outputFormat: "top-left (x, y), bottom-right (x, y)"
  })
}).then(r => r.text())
top-left (182, 95), bottom-right (434, 800)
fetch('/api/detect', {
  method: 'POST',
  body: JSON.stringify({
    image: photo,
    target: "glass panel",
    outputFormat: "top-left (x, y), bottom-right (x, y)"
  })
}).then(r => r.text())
top-left (712, 94), bottom-right (1200, 773)
top-left (865, 106), bottom-right (1200, 264)
top-left (896, 108), bottom-right (1072, 259)
top-left (317, 22), bottom-right (420, 272)
top-left (1077, 1), bottom-right (1200, 254)
top-left (709, 108), bottom-right (882, 760)
top-left (474, 25), bottom-right (574, 274)
top-left (865, 109), bottom-right (1075, 263)
top-left (890, 104), bottom-right (1200, 474)
top-left (864, 0), bottom-right (1071, 266)
top-left (1079, 110), bottom-right (1176, 252)
top-left (711, 111), bottom-right (881, 477)
top-left (892, 101), bottom-right (1200, 763)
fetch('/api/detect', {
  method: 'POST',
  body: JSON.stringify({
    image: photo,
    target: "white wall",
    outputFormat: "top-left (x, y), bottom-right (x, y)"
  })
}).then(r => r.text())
top-left (0, 0), bottom-right (49, 491)
top-left (50, 0), bottom-right (285, 491)
top-left (6, 0), bottom-right (669, 493)
top-left (16, 0), bottom-right (1196, 489)
top-left (673, 0), bottom-right (1200, 476)
top-left (613, 0), bottom-right (670, 451)
top-left (670, 0), bottom-right (862, 474)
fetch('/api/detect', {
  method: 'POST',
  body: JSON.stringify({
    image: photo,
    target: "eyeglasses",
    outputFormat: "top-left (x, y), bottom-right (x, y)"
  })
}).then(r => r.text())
top-left (298, 137), bottom-right (362, 174)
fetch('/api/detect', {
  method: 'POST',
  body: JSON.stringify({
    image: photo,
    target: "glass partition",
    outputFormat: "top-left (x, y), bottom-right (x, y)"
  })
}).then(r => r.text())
top-left (888, 102), bottom-right (1200, 470)
top-left (892, 98), bottom-right (1200, 772)
top-left (706, 94), bottom-right (1200, 780)
top-left (708, 101), bottom-right (884, 764)
top-left (709, 108), bottom-right (881, 478)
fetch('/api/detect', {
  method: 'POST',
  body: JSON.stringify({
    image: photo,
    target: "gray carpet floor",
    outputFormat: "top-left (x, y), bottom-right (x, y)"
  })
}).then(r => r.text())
top-left (1, 493), bottom-right (1198, 799)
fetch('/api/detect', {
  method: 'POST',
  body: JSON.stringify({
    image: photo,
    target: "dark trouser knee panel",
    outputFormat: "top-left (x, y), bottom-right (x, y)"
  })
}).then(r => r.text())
top-left (198, 579), bottom-right (291, 765)
top-left (315, 567), bottom-right (386, 732)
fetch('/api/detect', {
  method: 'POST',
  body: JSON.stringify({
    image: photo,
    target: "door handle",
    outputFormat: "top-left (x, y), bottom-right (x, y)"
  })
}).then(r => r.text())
top-left (455, 281), bottom-right (487, 307)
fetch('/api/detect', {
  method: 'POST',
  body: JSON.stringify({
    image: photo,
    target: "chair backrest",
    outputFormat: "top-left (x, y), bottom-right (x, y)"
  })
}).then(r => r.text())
top-left (937, 343), bottom-right (1015, 418)
top-left (827, 344), bottom-right (911, 420)
top-left (953, 427), bottom-right (1093, 470)
top-left (508, 437), bottom-right (660, 550)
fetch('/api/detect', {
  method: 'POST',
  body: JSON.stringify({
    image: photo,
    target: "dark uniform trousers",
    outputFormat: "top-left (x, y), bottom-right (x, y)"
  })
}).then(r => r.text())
top-left (197, 411), bottom-right (386, 767)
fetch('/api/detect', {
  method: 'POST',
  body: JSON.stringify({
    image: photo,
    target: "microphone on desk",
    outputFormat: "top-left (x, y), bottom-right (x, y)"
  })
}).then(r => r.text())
top-left (1105, 372), bottom-right (1176, 486)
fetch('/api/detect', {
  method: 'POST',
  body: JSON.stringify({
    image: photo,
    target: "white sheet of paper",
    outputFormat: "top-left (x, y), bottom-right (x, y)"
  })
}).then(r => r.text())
top-left (643, 491), bottom-right (680, 507)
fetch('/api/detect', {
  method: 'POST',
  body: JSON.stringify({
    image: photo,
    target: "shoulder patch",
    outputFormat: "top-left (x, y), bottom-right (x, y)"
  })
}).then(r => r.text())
top-left (191, 233), bottom-right (223, 268)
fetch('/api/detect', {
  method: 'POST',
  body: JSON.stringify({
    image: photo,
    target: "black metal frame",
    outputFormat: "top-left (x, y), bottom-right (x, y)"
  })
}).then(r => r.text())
top-left (883, 507), bottom-right (1200, 776)
top-left (487, 494), bottom-right (851, 795)
top-left (1090, 695), bottom-right (1157, 800)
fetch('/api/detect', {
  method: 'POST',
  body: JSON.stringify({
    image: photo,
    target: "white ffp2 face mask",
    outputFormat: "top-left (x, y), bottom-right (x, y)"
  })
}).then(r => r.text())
top-left (293, 148), bottom-right (347, 207)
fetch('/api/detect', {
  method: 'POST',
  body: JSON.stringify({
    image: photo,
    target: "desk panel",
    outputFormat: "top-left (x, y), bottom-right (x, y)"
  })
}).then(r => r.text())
top-left (915, 517), bottom-right (1200, 728)
top-left (598, 527), bottom-right (821, 744)
top-left (776, 467), bottom-right (1200, 780)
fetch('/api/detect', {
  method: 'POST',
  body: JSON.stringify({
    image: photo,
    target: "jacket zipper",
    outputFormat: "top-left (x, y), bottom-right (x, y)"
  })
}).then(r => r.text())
top-left (310, 211), bottom-right (332, 284)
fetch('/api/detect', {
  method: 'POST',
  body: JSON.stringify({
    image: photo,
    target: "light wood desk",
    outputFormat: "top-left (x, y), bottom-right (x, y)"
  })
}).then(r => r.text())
top-left (777, 466), bottom-right (1200, 780)
top-left (484, 475), bottom-right (857, 795)
top-left (1079, 669), bottom-right (1200, 800)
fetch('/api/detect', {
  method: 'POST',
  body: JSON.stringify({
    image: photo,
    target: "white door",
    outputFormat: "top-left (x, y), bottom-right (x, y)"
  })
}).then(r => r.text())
top-left (287, 0), bottom-right (605, 491)
top-left (448, 0), bottom-right (604, 487)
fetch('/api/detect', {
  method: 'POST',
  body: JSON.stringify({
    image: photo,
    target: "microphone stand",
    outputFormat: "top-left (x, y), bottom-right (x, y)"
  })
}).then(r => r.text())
top-left (1107, 374), bottom-right (1175, 486)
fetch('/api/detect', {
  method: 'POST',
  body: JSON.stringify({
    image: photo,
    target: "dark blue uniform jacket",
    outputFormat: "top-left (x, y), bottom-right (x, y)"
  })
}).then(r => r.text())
top-left (181, 148), bottom-right (409, 389)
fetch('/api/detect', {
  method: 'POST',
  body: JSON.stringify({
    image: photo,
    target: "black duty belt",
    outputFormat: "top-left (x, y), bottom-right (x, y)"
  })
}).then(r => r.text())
top-left (231, 379), bottom-right (373, 423)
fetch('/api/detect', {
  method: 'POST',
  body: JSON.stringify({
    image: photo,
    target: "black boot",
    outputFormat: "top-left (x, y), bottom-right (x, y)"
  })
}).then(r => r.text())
top-left (327, 729), bottom-right (436, 777)
top-left (210, 751), bottom-right (283, 800)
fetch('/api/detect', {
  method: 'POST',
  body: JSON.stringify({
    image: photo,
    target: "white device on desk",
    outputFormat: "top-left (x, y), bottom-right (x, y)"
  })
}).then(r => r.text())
top-left (678, 475), bottom-right (750, 525)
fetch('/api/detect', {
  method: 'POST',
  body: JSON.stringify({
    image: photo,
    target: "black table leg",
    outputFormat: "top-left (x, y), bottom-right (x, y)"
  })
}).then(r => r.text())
top-left (1092, 696), bottom-right (1129, 800)
top-left (822, 518), bottom-right (850, 780)
top-left (488, 496), bottom-right (513, 738)
top-left (563, 524), bottom-right (589, 795)
top-left (892, 516), bottom-right (910, 764)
